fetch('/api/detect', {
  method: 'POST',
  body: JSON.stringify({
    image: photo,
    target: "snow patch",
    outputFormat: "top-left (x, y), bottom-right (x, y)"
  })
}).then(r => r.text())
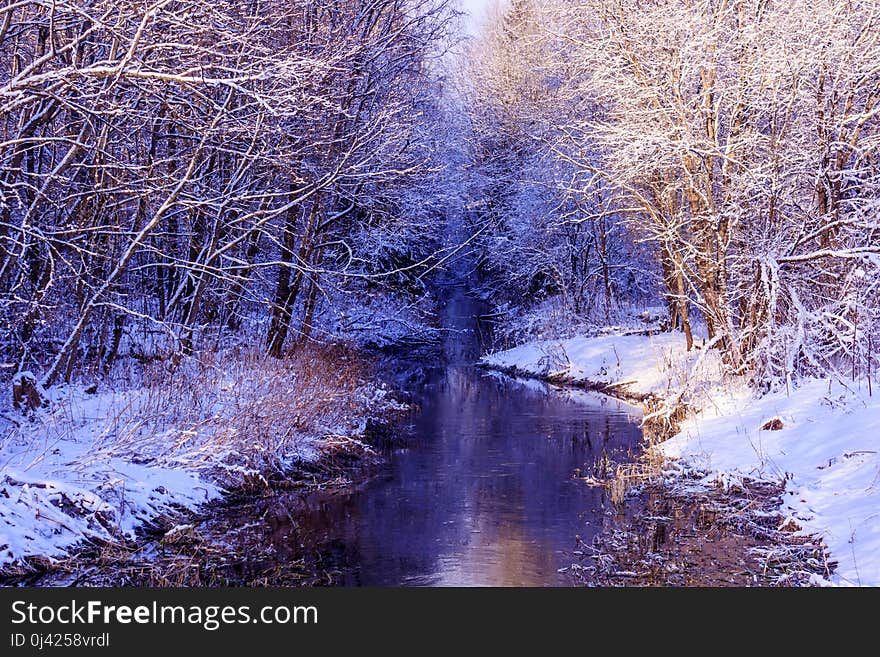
top-left (661, 378), bottom-right (880, 586)
top-left (482, 331), bottom-right (722, 398)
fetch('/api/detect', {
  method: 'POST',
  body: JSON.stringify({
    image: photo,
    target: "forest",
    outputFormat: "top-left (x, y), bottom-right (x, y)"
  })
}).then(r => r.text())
top-left (1, 0), bottom-right (878, 587)
top-left (4, 0), bottom-right (877, 393)
top-left (1, 0), bottom-right (454, 393)
top-left (468, 0), bottom-right (880, 388)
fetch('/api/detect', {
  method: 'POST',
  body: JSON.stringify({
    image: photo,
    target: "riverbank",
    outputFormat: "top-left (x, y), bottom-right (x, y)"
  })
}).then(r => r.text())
top-left (481, 332), bottom-right (880, 586)
top-left (573, 477), bottom-right (831, 586)
top-left (0, 344), bottom-right (407, 582)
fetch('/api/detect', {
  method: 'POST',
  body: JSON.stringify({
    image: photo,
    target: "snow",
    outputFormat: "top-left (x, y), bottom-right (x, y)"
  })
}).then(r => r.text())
top-left (482, 369), bottom-right (644, 415)
top-left (0, 386), bottom-right (223, 567)
top-left (0, 363), bottom-right (400, 569)
top-left (661, 378), bottom-right (880, 587)
top-left (482, 331), bottom-right (722, 398)
top-left (11, 371), bottom-right (36, 387)
top-left (483, 331), bottom-right (880, 586)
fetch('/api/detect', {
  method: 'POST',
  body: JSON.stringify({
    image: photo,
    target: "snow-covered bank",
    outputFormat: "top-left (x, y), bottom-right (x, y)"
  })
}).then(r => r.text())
top-left (481, 333), bottom-right (880, 586)
top-left (0, 348), bottom-right (405, 571)
top-left (0, 390), bottom-right (223, 568)
top-left (661, 380), bottom-right (880, 587)
top-left (481, 332), bottom-right (723, 400)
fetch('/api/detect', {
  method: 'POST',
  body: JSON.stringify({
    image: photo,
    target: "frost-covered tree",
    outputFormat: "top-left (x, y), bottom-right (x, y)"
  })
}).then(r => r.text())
top-left (467, 0), bottom-right (880, 384)
top-left (0, 0), bottom-right (456, 385)
top-left (464, 0), bottom-right (655, 337)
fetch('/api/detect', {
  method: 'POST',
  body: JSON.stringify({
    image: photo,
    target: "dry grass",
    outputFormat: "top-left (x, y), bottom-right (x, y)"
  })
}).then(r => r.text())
top-left (610, 462), bottom-right (657, 507)
top-left (87, 342), bottom-right (385, 486)
top-left (574, 477), bottom-right (834, 586)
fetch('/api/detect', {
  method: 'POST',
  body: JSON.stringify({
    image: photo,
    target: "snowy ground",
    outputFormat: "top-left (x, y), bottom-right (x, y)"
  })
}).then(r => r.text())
top-left (1, 384), bottom-right (224, 568)
top-left (481, 333), bottom-right (880, 586)
top-left (481, 331), bottom-right (724, 399)
top-left (661, 379), bottom-right (880, 587)
top-left (0, 353), bottom-right (404, 571)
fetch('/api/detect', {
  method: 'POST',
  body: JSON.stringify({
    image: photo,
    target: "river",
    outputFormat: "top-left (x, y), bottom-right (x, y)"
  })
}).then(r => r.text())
top-left (235, 281), bottom-right (644, 586)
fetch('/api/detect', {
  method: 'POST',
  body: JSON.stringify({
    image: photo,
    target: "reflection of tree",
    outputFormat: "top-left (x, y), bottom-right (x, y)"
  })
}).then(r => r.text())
top-left (242, 292), bottom-right (644, 585)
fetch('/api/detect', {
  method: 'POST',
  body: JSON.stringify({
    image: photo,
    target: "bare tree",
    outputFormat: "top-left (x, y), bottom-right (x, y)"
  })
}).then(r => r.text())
top-left (467, 0), bottom-right (880, 384)
top-left (0, 0), bottom-right (456, 390)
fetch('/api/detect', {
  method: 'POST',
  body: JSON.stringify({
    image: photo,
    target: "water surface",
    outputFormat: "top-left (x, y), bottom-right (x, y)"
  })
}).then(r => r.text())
top-left (275, 284), bottom-right (643, 586)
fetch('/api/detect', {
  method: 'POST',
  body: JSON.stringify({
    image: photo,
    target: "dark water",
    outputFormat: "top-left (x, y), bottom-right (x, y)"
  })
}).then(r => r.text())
top-left (275, 283), bottom-right (644, 586)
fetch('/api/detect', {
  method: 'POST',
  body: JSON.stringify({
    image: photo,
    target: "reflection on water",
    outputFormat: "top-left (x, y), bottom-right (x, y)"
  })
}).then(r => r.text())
top-left (278, 284), bottom-right (643, 586)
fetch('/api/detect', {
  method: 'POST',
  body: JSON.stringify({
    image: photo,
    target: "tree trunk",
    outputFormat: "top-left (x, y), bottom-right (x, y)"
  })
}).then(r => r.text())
top-left (266, 195), bottom-right (321, 357)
